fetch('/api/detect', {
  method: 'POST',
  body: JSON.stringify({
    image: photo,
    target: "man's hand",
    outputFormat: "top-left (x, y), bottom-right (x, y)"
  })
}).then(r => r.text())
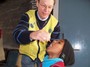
top-left (30, 30), bottom-right (50, 42)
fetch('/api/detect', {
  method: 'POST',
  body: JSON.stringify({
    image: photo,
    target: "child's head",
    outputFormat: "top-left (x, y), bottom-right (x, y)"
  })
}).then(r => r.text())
top-left (47, 39), bottom-right (65, 58)
top-left (47, 39), bottom-right (75, 66)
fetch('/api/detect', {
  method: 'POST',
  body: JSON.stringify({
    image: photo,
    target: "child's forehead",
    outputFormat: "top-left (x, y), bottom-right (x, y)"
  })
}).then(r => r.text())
top-left (54, 39), bottom-right (63, 42)
top-left (53, 39), bottom-right (65, 45)
top-left (54, 40), bottom-right (60, 43)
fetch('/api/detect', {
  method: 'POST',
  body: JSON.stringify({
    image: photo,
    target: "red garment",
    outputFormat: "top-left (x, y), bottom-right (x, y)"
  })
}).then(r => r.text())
top-left (50, 62), bottom-right (65, 67)
top-left (0, 29), bottom-right (2, 38)
top-left (40, 61), bottom-right (65, 67)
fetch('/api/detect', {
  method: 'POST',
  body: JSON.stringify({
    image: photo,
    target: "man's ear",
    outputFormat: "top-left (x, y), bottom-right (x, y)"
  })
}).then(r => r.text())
top-left (36, 0), bottom-right (39, 7)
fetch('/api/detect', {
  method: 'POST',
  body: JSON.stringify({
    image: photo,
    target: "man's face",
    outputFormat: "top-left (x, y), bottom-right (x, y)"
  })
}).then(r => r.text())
top-left (47, 40), bottom-right (65, 56)
top-left (36, 0), bottom-right (54, 19)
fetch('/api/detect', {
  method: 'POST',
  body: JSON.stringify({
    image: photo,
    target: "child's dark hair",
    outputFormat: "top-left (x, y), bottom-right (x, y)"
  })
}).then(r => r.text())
top-left (59, 39), bottom-right (75, 66)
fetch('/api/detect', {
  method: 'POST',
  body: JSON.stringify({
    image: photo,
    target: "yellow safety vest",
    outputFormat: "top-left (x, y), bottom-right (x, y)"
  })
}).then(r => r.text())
top-left (19, 10), bottom-right (58, 61)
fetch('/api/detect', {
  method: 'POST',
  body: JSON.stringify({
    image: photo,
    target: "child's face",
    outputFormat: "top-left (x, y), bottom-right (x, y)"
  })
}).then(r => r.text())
top-left (47, 39), bottom-right (65, 56)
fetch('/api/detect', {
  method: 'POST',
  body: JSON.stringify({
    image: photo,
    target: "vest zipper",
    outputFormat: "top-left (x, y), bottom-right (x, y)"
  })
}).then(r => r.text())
top-left (37, 40), bottom-right (40, 58)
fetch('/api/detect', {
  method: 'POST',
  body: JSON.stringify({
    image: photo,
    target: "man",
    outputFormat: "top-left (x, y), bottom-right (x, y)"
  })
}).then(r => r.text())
top-left (13, 0), bottom-right (60, 67)
top-left (41, 39), bottom-right (75, 67)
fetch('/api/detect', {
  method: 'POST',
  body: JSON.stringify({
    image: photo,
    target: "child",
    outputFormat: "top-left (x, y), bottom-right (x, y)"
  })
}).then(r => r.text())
top-left (41, 39), bottom-right (75, 67)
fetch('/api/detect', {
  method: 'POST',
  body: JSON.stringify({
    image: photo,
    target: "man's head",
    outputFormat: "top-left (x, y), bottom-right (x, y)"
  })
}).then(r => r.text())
top-left (37, 0), bottom-right (56, 5)
top-left (36, 0), bottom-right (55, 19)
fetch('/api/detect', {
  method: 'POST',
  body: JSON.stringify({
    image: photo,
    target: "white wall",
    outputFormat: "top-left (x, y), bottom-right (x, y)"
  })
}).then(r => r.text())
top-left (53, 0), bottom-right (59, 20)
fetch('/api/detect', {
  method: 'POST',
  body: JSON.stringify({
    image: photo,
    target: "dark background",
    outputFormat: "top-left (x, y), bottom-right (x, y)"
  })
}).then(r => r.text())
top-left (0, 1), bottom-right (37, 66)
top-left (0, 0), bottom-right (37, 49)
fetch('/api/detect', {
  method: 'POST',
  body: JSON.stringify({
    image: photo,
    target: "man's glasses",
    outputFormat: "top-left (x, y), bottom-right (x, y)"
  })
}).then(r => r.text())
top-left (39, 3), bottom-right (53, 10)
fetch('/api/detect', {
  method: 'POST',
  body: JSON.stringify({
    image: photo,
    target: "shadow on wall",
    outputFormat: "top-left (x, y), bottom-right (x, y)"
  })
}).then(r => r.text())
top-left (0, 0), bottom-right (7, 4)
top-left (0, 0), bottom-right (36, 67)
top-left (0, 0), bottom-right (34, 49)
